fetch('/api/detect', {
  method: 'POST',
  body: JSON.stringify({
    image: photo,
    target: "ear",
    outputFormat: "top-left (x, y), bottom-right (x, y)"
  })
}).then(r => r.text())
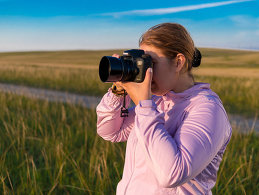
top-left (175, 53), bottom-right (186, 73)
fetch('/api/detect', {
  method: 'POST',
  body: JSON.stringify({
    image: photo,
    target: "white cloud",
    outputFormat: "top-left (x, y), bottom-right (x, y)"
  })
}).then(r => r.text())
top-left (102, 0), bottom-right (253, 17)
top-left (230, 15), bottom-right (259, 28)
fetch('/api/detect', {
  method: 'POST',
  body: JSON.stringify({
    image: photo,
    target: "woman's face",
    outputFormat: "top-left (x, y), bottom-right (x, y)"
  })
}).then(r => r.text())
top-left (140, 44), bottom-right (178, 96)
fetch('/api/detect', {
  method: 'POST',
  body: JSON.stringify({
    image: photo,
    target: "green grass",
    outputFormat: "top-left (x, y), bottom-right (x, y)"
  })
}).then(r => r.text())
top-left (0, 48), bottom-right (259, 193)
top-left (0, 67), bottom-right (110, 96)
top-left (213, 130), bottom-right (259, 194)
top-left (0, 93), bottom-right (125, 194)
top-left (0, 93), bottom-right (258, 194)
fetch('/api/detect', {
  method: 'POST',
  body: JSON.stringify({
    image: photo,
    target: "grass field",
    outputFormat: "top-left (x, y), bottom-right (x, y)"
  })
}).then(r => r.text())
top-left (0, 48), bottom-right (259, 194)
top-left (0, 48), bottom-right (258, 117)
top-left (0, 93), bottom-right (258, 194)
top-left (0, 93), bottom-right (125, 194)
top-left (0, 50), bottom-right (114, 96)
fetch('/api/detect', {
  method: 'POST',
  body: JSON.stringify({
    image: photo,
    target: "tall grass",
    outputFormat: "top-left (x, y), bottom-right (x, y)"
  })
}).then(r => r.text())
top-left (0, 48), bottom-right (259, 194)
top-left (0, 66), bottom-right (110, 96)
top-left (0, 93), bottom-right (258, 194)
top-left (0, 93), bottom-right (125, 194)
top-left (213, 130), bottom-right (259, 194)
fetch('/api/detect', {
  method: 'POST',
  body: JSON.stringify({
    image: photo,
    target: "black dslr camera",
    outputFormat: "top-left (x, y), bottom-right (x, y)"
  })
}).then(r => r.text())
top-left (99, 49), bottom-right (153, 83)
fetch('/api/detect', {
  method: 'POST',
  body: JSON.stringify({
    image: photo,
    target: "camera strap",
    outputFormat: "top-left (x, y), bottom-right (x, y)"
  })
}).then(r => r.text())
top-left (120, 90), bottom-right (129, 117)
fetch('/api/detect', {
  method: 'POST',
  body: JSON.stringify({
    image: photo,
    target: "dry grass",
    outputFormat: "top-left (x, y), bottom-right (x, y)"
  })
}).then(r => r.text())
top-left (199, 48), bottom-right (259, 68)
top-left (193, 67), bottom-right (259, 78)
top-left (0, 50), bottom-right (124, 67)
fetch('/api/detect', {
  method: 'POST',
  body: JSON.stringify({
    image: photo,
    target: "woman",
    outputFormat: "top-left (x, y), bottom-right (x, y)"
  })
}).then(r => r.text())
top-left (96, 23), bottom-right (232, 194)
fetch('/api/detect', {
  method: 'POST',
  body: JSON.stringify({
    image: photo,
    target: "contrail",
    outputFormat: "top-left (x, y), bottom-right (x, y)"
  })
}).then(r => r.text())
top-left (102, 0), bottom-right (253, 17)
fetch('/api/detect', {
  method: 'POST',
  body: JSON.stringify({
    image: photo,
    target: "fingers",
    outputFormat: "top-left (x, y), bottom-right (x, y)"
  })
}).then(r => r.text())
top-left (114, 82), bottom-right (124, 91)
top-left (112, 54), bottom-right (120, 58)
top-left (144, 68), bottom-right (153, 85)
top-left (118, 68), bottom-right (152, 89)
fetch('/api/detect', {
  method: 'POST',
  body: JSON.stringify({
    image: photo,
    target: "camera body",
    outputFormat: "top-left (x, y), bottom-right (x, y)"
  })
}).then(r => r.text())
top-left (99, 49), bottom-right (153, 83)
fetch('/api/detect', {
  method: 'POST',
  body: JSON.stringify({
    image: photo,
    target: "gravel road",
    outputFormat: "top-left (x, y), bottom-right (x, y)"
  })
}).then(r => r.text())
top-left (0, 83), bottom-right (102, 109)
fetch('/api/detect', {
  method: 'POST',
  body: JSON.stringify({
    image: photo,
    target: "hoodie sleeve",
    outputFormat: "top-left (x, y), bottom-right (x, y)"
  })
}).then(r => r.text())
top-left (134, 99), bottom-right (231, 188)
top-left (96, 89), bottom-right (136, 142)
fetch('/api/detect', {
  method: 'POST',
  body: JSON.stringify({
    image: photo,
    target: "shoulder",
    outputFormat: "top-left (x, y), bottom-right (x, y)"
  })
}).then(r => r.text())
top-left (189, 87), bottom-right (225, 113)
top-left (184, 87), bottom-right (231, 134)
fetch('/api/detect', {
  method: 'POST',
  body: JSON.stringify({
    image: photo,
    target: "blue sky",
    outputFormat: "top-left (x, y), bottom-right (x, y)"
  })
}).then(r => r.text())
top-left (0, 0), bottom-right (258, 51)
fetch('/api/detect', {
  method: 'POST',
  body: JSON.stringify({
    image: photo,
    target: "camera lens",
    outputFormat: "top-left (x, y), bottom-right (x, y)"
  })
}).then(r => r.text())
top-left (99, 55), bottom-right (140, 82)
top-left (99, 56), bottom-right (124, 82)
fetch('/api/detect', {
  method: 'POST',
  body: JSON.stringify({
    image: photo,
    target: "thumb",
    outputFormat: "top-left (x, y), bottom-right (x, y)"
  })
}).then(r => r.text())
top-left (143, 68), bottom-right (153, 85)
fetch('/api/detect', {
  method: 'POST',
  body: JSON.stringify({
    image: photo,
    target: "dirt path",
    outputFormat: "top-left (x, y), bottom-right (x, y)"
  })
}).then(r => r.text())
top-left (0, 83), bottom-right (102, 109)
top-left (0, 83), bottom-right (258, 133)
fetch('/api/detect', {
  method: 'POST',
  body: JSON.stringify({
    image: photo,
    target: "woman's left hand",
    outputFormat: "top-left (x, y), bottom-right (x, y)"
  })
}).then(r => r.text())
top-left (116, 68), bottom-right (153, 105)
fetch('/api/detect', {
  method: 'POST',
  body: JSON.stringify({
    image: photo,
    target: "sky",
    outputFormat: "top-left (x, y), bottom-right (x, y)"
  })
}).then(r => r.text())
top-left (0, 0), bottom-right (258, 51)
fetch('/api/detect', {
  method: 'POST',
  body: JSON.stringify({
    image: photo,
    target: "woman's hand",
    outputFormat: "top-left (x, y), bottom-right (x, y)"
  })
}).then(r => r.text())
top-left (117, 68), bottom-right (153, 105)
top-left (111, 53), bottom-right (153, 105)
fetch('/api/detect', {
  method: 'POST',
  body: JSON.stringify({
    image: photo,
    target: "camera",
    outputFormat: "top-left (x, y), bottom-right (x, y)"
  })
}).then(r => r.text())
top-left (99, 49), bottom-right (153, 83)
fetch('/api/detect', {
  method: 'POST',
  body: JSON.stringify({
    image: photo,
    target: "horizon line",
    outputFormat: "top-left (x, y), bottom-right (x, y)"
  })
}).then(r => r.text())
top-left (1, 46), bottom-right (259, 53)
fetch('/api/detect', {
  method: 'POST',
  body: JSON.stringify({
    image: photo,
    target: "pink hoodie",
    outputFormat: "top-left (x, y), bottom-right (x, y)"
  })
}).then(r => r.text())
top-left (96, 83), bottom-right (232, 195)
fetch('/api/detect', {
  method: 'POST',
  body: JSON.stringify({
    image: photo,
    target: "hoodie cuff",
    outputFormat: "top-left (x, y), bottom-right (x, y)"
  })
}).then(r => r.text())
top-left (136, 100), bottom-right (158, 115)
top-left (103, 88), bottom-right (131, 108)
